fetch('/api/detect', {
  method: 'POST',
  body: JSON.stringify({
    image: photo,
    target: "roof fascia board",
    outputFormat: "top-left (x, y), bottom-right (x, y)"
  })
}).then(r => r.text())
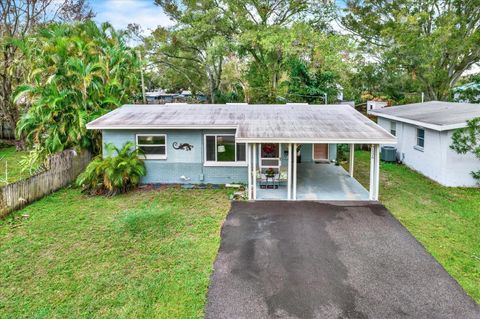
top-left (235, 138), bottom-right (397, 144)
top-left (86, 125), bottom-right (239, 130)
top-left (370, 112), bottom-right (467, 131)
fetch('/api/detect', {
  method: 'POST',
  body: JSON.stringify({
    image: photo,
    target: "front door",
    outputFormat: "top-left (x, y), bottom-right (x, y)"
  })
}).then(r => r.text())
top-left (313, 144), bottom-right (329, 161)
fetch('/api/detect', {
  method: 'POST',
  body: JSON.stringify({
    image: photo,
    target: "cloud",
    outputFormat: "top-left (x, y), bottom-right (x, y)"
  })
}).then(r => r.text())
top-left (92, 0), bottom-right (174, 34)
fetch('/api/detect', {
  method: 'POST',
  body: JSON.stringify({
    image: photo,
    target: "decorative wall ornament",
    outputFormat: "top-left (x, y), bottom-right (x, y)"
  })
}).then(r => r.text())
top-left (172, 142), bottom-right (194, 151)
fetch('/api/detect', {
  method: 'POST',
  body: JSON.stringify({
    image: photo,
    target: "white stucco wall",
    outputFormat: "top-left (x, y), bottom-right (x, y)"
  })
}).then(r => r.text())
top-left (377, 117), bottom-right (479, 187)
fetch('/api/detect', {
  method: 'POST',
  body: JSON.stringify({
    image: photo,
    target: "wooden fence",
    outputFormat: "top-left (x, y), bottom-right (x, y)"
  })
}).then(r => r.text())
top-left (0, 149), bottom-right (91, 218)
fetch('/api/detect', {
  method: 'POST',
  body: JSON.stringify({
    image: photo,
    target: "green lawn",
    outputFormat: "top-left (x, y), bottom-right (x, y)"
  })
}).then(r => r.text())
top-left (345, 150), bottom-right (480, 303)
top-left (0, 147), bottom-right (30, 185)
top-left (0, 187), bottom-right (232, 318)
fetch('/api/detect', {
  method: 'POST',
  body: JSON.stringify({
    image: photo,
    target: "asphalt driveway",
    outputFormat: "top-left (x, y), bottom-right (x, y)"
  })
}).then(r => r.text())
top-left (205, 201), bottom-right (479, 319)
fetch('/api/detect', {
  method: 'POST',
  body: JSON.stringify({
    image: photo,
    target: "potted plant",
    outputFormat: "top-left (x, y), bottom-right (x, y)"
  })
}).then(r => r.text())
top-left (265, 167), bottom-right (275, 178)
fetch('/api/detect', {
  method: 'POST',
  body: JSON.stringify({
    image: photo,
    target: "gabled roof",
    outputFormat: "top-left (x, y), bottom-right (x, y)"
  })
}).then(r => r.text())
top-left (370, 101), bottom-right (480, 131)
top-left (87, 104), bottom-right (396, 144)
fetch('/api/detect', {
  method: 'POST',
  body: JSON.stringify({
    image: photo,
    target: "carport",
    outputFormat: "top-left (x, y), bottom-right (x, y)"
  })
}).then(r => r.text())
top-left (239, 105), bottom-right (396, 201)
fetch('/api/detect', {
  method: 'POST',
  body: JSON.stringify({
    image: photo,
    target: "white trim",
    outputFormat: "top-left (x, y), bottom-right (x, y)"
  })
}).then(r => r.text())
top-left (87, 124), bottom-right (239, 130)
top-left (203, 162), bottom-right (247, 167)
top-left (236, 138), bottom-right (397, 144)
top-left (293, 143), bottom-right (297, 200)
top-left (247, 143), bottom-right (252, 200)
top-left (312, 143), bottom-right (330, 161)
top-left (369, 146), bottom-right (374, 200)
top-left (203, 134), bottom-right (247, 166)
top-left (374, 145), bottom-right (380, 201)
top-left (369, 145), bottom-right (380, 200)
top-left (89, 125), bottom-right (397, 145)
top-left (349, 144), bottom-right (354, 177)
top-left (253, 144), bottom-right (257, 200)
top-left (287, 143), bottom-right (292, 200)
top-left (370, 112), bottom-right (468, 131)
top-left (136, 134), bottom-right (167, 160)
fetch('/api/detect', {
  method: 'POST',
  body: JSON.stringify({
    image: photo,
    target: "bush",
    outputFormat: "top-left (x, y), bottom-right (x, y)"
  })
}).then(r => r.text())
top-left (336, 144), bottom-right (349, 165)
top-left (77, 142), bottom-right (146, 196)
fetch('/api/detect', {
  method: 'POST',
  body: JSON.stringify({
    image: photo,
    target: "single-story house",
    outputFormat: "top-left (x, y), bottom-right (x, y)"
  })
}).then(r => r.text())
top-left (370, 101), bottom-right (480, 187)
top-left (87, 104), bottom-right (396, 200)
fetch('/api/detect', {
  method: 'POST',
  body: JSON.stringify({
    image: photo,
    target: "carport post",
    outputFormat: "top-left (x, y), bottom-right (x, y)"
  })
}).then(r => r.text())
top-left (287, 143), bottom-right (292, 200)
top-left (369, 144), bottom-right (380, 200)
top-left (253, 143), bottom-right (257, 200)
top-left (247, 143), bottom-right (252, 200)
top-left (374, 144), bottom-right (380, 200)
top-left (349, 144), bottom-right (355, 177)
top-left (293, 143), bottom-right (297, 200)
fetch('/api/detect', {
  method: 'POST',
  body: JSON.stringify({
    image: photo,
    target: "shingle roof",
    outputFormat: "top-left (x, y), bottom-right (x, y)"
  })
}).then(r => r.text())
top-left (370, 101), bottom-right (480, 131)
top-left (87, 104), bottom-right (396, 144)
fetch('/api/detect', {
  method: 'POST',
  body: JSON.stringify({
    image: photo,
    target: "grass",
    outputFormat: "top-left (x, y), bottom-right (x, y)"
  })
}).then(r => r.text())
top-left (0, 146), bottom-right (30, 185)
top-left (344, 150), bottom-right (480, 303)
top-left (0, 186), bottom-right (232, 318)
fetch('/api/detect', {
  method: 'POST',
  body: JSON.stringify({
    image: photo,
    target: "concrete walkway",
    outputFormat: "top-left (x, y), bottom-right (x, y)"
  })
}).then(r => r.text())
top-left (206, 201), bottom-right (479, 319)
top-left (257, 163), bottom-right (369, 200)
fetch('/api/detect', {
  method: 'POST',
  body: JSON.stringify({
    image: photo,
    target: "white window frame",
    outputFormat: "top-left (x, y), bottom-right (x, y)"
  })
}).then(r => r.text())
top-left (390, 121), bottom-right (397, 136)
top-left (415, 128), bottom-right (425, 151)
top-left (204, 134), bottom-right (247, 167)
top-left (136, 134), bottom-right (167, 160)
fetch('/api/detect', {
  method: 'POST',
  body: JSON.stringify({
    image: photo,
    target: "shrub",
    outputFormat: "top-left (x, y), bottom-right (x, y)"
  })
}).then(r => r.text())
top-left (77, 142), bottom-right (146, 196)
top-left (336, 144), bottom-right (349, 165)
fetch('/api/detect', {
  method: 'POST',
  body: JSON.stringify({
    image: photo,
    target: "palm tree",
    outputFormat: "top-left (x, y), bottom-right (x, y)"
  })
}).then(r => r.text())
top-left (15, 21), bottom-right (141, 168)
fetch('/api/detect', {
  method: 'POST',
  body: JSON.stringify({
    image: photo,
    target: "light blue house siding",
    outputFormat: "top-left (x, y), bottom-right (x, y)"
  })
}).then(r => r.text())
top-left (103, 129), bottom-right (248, 184)
top-left (102, 129), bottom-right (338, 185)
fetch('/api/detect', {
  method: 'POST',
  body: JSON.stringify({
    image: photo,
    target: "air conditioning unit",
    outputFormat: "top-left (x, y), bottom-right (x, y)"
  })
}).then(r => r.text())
top-left (381, 146), bottom-right (397, 162)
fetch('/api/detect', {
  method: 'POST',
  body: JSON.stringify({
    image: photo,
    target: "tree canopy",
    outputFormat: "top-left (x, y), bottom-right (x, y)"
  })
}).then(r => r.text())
top-left (15, 21), bottom-right (140, 164)
top-left (342, 0), bottom-right (480, 101)
top-left (0, 0), bottom-right (93, 146)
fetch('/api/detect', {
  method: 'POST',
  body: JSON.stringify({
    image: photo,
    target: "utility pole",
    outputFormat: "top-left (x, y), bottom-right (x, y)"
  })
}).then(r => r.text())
top-left (137, 51), bottom-right (146, 104)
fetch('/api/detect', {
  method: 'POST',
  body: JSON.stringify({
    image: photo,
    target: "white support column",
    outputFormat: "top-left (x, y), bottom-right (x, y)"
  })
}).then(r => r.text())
top-left (374, 144), bottom-right (380, 201)
top-left (247, 143), bottom-right (252, 200)
top-left (369, 144), bottom-right (380, 200)
top-left (293, 143), bottom-right (298, 200)
top-left (369, 145), bottom-right (375, 200)
top-left (252, 143), bottom-right (257, 200)
top-left (287, 143), bottom-right (292, 200)
top-left (349, 144), bottom-right (355, 177)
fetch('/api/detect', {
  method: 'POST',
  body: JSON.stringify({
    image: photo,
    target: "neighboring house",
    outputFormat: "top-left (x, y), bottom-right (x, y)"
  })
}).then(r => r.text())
top-left (370, 101), bottom-right (480, 187)
top-left (145, 91), bottom-right (177, 104)
top-left (367, 101), bottom-right (388, 112)
top-left (87, 104), bottom-right (396, 200)
top-left (145, 90), bottom-right (208, 104)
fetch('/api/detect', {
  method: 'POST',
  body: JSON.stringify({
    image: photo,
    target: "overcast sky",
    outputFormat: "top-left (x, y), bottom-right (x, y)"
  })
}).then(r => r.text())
top-left (91, 0), bottom-right (173, 33)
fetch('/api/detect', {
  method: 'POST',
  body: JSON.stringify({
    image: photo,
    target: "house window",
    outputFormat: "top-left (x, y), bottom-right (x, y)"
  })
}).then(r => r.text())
top-left (204, 134), bottom-right (246, 165)
top-left (390, 121), bottom-right (396, 136)
top-left (136, 134), bottom-right (167, 159)
top-left (416, 128), bottom-right (425, 148)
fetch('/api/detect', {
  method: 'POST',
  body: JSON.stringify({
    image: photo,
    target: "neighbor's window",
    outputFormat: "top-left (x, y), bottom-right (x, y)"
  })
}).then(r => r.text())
top-left (136, 134), bottom-right (167, 159)
top-left (205, 134), bottom-right (246, 164)
top-left (416, 128), bottom-right (425, 148)
top-left (390, 121), bottom-right (397, 136)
